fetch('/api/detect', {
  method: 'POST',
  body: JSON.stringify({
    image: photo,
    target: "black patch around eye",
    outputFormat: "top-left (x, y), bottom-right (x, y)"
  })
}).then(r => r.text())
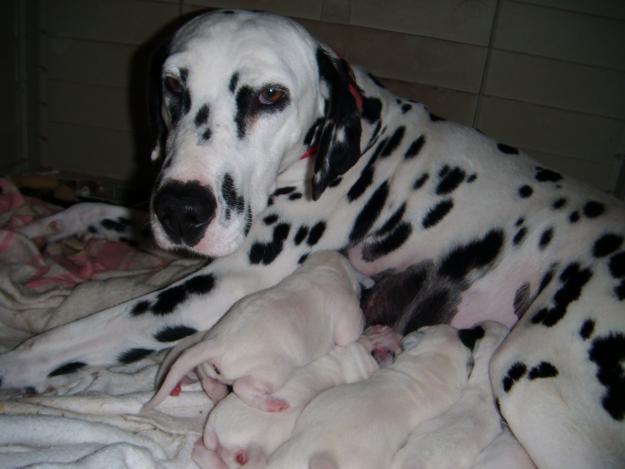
top-left (235, 86), bottom-right (254, 138)
top-left (234, 84), bottom-right (290, 139)
top-left (154, 325), bottom-right (198, 343)
top-left (119, 348), bottom-right (154, 364)
top-left (195, 104), bottom-right (209, 127)
top-left (48, 361), bottom-right (87, 377)
top-left (179, 68), bottom-right (188, 83)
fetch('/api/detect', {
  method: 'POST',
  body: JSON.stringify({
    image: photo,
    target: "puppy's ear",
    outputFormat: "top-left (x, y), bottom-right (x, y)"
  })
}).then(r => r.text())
top-left (147, 38), bottom-right (171, 162)
top-left (457, 325), bottom-right (485, 351)
top-left (310, 48), bottom-right (362, 200)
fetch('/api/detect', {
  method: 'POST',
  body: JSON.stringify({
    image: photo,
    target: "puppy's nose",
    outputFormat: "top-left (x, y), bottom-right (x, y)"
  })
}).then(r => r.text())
top-left (153, 181), bottom-right (216, 246)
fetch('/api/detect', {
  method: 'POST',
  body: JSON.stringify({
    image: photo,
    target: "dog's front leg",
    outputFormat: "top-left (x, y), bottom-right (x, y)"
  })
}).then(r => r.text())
top-left (0, 250), bottom-right (293, 393)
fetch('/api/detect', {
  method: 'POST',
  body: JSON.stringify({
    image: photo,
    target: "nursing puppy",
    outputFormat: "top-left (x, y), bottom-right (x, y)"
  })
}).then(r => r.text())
top-left (264, 324), bottom-right (472, 469)
top-left (192, 326), bottom-right (400, 468)
top-left (471, 429), bottom-right (537, 469)
top-left (391, 321), bottom-right (509, 469)
top-left (147, 251), bottom-right (367, 412)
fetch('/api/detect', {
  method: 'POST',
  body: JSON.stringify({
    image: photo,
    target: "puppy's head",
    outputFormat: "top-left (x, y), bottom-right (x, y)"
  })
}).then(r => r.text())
top-left (148, 10), bottom-right (362, 257)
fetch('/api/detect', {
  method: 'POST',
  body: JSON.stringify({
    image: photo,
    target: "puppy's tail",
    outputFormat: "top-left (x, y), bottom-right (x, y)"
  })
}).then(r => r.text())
top-left (309, 452), bottom-right (338, 469)
top-left (146, 337), bottom-right (220, 408)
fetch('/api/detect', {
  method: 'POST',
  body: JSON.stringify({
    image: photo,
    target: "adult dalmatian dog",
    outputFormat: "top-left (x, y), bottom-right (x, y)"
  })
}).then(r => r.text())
top-left (1, 10), bottom-right (624, 468)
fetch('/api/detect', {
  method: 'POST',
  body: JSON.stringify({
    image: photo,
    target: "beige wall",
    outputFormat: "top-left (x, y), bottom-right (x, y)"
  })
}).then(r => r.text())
top-left (10, 0), bottom-right (625, 196)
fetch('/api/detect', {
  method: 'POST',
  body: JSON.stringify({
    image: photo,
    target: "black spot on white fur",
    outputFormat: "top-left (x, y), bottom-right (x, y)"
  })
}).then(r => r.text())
top-left (502, 362), bottom-right (527, 393)
top-left (48, 361), bottom-right (87, 378)
top-left (531, 263), bottom-right (592, 327)
top-left (154, 325), bottom-right (198, 343)
top-left (439, 229), bottom-right (504, 281)
top-left (249, 223), bottom-right (291, 265)
top-left (588, 333), bottom-right (625, 420)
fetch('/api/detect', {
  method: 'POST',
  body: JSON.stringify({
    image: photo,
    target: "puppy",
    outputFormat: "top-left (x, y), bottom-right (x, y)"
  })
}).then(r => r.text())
top-left (391, 321), bottom-right (509, 469)
top-left (192, 326), bottom-right (401, 468)
top-left (471, 428), bottom-right (537, 469)
top-left (264, 324), bottom-right (472, 469)
top-left (147, 251), bottom-right (368, 412)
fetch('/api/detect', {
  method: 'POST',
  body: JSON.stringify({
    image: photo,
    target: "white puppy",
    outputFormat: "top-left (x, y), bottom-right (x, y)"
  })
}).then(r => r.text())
top-left (391, 321), bottom-right (509, 469)
top-left (264, 324), bottom-right (472, 469)
top-left (192, 326), bottom-right (401, 468)
top-left (471, 428), bottom-right (537, 469)
top-left (147, 251), bottom-right (367, 412)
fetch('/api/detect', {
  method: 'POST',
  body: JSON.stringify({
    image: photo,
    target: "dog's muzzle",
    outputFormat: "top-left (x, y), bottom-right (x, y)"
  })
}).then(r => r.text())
top-left (153, 180), bottom-right (216, 246)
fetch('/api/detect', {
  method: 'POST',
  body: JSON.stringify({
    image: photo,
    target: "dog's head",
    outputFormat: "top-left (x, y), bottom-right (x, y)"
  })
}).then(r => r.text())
top-left (148, 10), bottom-right (362, 256)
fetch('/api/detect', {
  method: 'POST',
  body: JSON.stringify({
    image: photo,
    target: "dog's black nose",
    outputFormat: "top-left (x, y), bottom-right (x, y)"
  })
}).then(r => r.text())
top-left (153, 181), bottom-right (216, 246)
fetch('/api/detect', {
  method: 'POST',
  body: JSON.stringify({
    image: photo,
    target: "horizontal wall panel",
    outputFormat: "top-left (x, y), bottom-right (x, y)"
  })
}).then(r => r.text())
top-left (47, 38), bottom-right (137, 88)
top-left (485, 50), bottom-right (625, 119)
top-left (301, 20), bottom-right (487, 93)
top-left (380, 78), bottom-right (477, 125)
top-left (520, 0), bottom-right (625, 20)
top-left (44, 0), bottom-right (179, 45)
top-left (48, 81), bottom-right (135, 132)
top-left (495, 1), bottom-right (625, 70)
top-left (350, 0), bottom-right (497, 46)
top-left (183, 0), bottom-right (324, 19)
top-left (527, 149), bottom-right (622, 193)
top-left (45, 123), bottom-right (139, 180)
top-left (477, 97), bottom-right (623, 162)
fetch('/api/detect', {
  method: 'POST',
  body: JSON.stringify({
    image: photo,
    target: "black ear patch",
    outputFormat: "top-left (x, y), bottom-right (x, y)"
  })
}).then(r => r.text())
top-left (311, 48), bottom-right (363, 200)
top-left (458, 325), bottom-right (485, 351)
top-left (147, 37), bottom-right (172, 160)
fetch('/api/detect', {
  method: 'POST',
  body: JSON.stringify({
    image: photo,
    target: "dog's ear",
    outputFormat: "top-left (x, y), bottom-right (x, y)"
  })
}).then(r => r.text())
top-left (310, 48), bottom-right (362, 200)
top-left (147, 39), bottom-right (171, 162)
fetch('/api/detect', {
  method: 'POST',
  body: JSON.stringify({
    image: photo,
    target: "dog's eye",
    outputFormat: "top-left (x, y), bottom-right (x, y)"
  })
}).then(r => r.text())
top-left (258, 86), bottom-right (287, 106)
top-left (164, 76), bottom-right (183, 95)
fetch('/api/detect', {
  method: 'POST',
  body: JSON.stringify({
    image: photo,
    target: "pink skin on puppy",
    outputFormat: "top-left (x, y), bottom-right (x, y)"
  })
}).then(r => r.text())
top-left (263, 324), bottom-right (472, 469)
top-left (192, 326), bottom-right (401, 469)
top-left (146, 251), bottom-right (369, 412)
